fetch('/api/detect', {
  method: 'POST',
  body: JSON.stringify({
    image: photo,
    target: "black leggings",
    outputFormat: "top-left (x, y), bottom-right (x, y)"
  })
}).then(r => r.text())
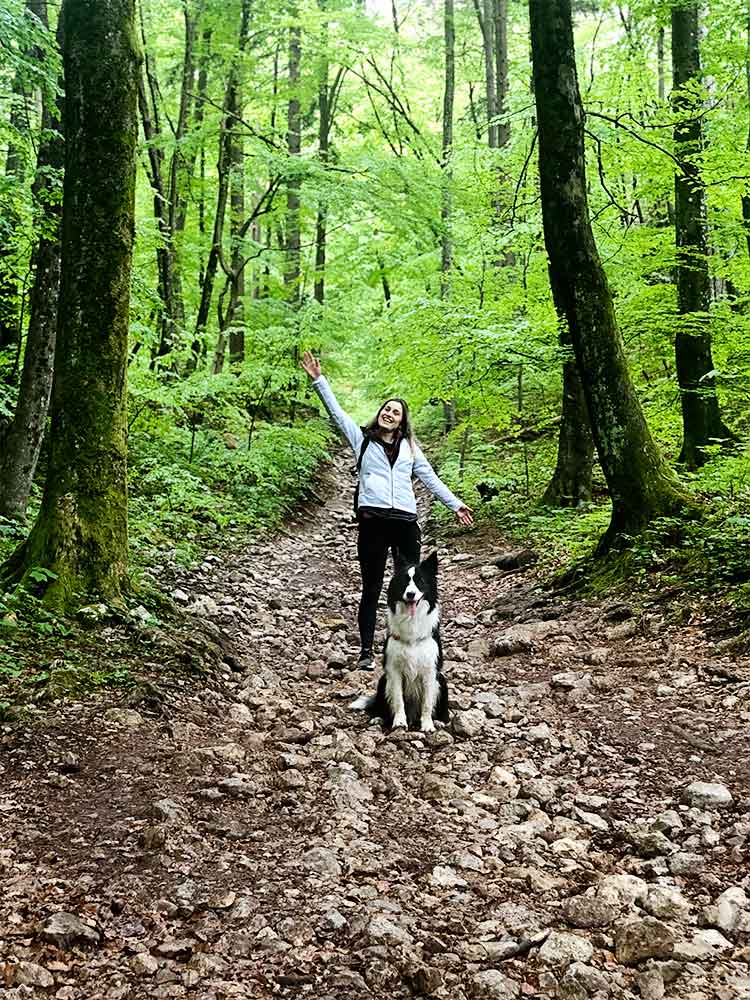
top-left (357, 515), bottom-right (421, 653)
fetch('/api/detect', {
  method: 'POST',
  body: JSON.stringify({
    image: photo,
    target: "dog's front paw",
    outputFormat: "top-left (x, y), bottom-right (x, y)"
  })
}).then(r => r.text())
top-left (420, 718), bottom-right (435, 733)
top-left (391, 713), bottom-right (408, 730)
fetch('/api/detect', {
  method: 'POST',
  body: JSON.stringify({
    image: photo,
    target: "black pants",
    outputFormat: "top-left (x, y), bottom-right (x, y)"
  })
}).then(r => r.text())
top-left (357, 515), bottom-right (421, 653)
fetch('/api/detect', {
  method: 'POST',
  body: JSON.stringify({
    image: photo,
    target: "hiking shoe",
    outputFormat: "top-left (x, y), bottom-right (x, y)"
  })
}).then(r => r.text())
top-left (357, 649), bottom-right (374, 671)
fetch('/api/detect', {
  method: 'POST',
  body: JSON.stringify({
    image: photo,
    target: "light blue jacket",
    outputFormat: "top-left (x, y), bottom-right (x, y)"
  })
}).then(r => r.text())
top-left (313, 375), bottom-right (463, 515)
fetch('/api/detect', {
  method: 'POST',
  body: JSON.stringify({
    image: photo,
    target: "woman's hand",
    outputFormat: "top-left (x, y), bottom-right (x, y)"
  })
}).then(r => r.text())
top-left (455, 505), bottom-right (474, 527)
top-left (301, 350), bottom-right (322, 380)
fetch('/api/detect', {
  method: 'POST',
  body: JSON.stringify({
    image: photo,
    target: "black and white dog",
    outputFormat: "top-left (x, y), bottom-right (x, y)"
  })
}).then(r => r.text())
top-left (351, 551), bottom-right (449, 732)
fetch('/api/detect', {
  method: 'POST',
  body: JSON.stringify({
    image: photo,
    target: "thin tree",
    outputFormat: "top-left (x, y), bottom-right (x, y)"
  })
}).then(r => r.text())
top-left (529, 0), bottom-right (691, 551)
top-left (671, 2), bottom-right (734, 467)
top-left (1, 0), bottom-right (139, 607)
top-left (0, 4), bottom-right (64, 520)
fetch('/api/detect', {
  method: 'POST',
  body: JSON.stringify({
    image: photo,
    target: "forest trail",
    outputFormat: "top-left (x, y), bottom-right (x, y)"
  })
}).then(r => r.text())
top-left (2, 455), bottom-right (750, 999)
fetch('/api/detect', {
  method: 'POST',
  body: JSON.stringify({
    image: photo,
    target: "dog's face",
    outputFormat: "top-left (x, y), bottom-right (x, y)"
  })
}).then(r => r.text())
top-left (387, 551), bottom-right (438, 619)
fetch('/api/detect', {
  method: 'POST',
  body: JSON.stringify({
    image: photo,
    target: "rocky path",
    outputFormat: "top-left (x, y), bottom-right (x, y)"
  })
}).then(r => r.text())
top-left (2, 455), bottom-right (750, 999)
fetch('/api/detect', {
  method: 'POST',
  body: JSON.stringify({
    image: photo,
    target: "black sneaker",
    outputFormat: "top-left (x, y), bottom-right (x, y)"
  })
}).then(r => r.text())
top-left (357, 649), bottom-right (374, 671)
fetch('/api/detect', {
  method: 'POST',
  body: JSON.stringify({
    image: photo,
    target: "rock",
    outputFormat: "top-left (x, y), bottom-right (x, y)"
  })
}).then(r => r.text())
top-left (668, 851), bottom-right (703, 876)
top-left (301, 846), bottom-right (341, 876)
top-left (636, 969), bottom-right (665, 1000)
top-left (452, 709), bottom-right (486, 738)
top-left (104, 708), bottom-right (144, 727)
top-left (131, 953), bottom-right (159, 976)
top-left (683, 781), bottom-right (733, 810)
top-left (526, 722), bottom-right (556, 744)
top-left (558, 963), bottom-right (608, 1000)
top-left (651, 810), bottom-right (683, 834)
top-left (562, 895), bottom-right (617, 929)
top-left (13, 962), bottom-right (54, 988)
top-left (714, 886), bottom-right (748, 935)
top-left (537, 931), bottom-right (594, 967)
top-left (421, 774), bottom-right (462, 801)
top-left (155, 937), bottom-right (194, 959)
top-left (172, 588), bottom-right (190, 604)
top-left (151, 798), bottom-right (188, 824)
top-left (597, 873), bottom-right (648, 908)
top-left (614, 918), bottom-right (675, 965)
top-left (623, 826), bottom-right (675, 858)
top-left (489, 766), bottom-right (520, 802)
top-left (430, 865), bottom-right (468, 888)
top-left (367, 914), bottom-right (412, 947)
top-left (673, 929), bottom-right (733, 961)
top-left (321, 908), bottom-right (348, 931)
top-left (643, 886), bottom-right (691, 922)
top-left (470, 969), bottom-right (520, 998)
top-left (41, 912), bottom-right (101, 949)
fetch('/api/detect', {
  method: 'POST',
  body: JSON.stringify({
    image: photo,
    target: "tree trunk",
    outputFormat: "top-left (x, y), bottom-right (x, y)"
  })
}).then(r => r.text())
top-left (285, 18), bottom-right (302, 308)
top-left (657, 25), bottom-right (666, 102)
top-left (671, 5), bottom-right (734, 468)
top-left (529, 0), bottom-right (690, 552)
top-left (474, 0), bottom-right (498, 147)
top-left (0, 5), bottom-right (63, 520)
top-left (440, 0), bottom-right (455, 292)
top-left (494, 0), bottom-right (509, 149)
top-left (1, 0), bottom-right (138, 608)
top-left (192, 10), bottom-right (248, 368)
top-left (742, 13), bottom-right (750, 272)
top-left (542, 331), bottom-right (594, 507)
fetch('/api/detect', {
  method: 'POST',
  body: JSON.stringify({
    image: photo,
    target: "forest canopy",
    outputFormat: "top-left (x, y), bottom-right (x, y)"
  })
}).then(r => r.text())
top-left (1, 0), bottom-right (749, 610)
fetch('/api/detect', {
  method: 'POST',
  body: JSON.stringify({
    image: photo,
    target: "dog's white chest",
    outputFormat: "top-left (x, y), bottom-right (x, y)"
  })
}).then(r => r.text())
top-left (386, 635), bottom-right (439, 690)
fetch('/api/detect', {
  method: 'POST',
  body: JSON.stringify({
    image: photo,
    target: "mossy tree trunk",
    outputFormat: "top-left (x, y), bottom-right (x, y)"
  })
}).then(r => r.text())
top-left (0, 3), bottom-right (64, 520)
top-left (671, 4), bottom-right (734, 468)
top-left (542, 323), bottom-right (594, 508)
top-left (1, 0), bottom-right (139, 608)
top-left (529, 0), bottom-right (691, 552)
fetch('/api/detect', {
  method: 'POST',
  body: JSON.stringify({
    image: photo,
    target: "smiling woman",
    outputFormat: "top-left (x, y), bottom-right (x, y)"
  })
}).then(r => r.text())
top-left (301, 350), bottom-right (473, 670)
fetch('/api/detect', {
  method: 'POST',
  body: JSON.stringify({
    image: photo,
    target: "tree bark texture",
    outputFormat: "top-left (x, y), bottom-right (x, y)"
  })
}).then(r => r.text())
top-left (474, 0), bottom-right (498, 147)
top-left (529, 0), bottom-right (689, 550)
top-left (542, 335), bottom-right (594, 507)
top-left (2, 0), bottom-right (138, 607)
top-left (671, 4), bottom-right (733, 468)
top-left (440, 0), bottom-right (455, 292)
top-left (0, 4), bottom-right (64, 520)
top-left (285, 19), bottom-right (302, 307)
top-left (493, 0), bottom-right (509, 149)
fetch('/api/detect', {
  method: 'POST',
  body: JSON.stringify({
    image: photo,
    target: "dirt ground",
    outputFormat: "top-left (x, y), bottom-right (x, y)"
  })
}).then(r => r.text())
top-left (1, 454), bottom-right (749, 999)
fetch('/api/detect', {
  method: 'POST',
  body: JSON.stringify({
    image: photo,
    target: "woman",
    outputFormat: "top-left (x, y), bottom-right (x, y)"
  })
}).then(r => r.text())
top-left (301, 350), bottom-right (474, 670)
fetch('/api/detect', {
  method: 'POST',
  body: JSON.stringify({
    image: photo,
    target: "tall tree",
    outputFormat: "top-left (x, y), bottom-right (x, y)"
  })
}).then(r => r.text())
top-left (671, 3), bottom-right (734, 468)
top-left (529, 0), bottom-right (690, 551)
top-left (285, 15), bottom-right (302, 309)
top-left (474, 0), bottom-right (498, 147)
top-left (0, 4), bottom-right (63, 520)
top-left (2, 0), bottom-right (139, 607)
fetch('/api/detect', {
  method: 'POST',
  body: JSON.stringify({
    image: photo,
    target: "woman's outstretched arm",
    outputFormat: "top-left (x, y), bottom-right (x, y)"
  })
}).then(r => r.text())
top-left (413, 445), bottom-right (474, 525)
top-left (301, 351), bottom-right (364, 454)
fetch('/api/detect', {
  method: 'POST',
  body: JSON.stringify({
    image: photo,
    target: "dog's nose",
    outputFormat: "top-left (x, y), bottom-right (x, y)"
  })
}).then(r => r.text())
top-left (405, 590), bottom-right (417, 601)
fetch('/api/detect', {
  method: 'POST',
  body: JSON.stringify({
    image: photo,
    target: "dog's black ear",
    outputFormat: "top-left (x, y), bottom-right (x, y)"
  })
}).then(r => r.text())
top-left (421, 551), bottom-right (438, 576)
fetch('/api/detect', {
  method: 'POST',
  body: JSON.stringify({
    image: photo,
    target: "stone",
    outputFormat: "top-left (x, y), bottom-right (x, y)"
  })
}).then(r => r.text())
top-left (301, 846), bottom-right (341, 876)
top-left (673, 929), bottom-right (733, 962)
top-left (470, 969), bottom-right (521, 998)
top-left (643, 886), bottom-right (691, 922)
top-left (668, 852), bottom-right (703, 876)
top-left (683, 781), bottom-right (733, 810)
top-left (636, 969), bottom-right (665, 1000)
top-left (714, 886), bottom-right (748, 935)
top-left (41, 912), bottom-right (101, 949)
top-left (13, 963), bottom-right (54, 989)
top-left (421, 774), bottom-right (462, 801)
top-left (562, 895), bottom-right (617, 929)
top-left (151, 798), bottom-right (188, 824)
top-left (614, 918), bottom-right (675, 965)
top-left (597, 873), bottom-right (648, 908)
top-left (558, 963), bottom-right (608, 1000)
top-left (489, 766), bottom-right (520, 802)
top-left (452, 709), bottom-right (486, 738)
top-left (367, 915), bottom-right (412, 947)
top-left (131, 953), bottom-right (159, 976)
top-left (104, 708), bottom-right (144, 727)
top-left (430, 865), bottom-right (468, 888)
top-left (537, 931), bottom-right (594, 967)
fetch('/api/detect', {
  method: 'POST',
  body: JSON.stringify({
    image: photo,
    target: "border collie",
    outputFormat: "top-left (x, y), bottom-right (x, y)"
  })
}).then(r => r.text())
top-left (351, 551), bottom-right (449, 732)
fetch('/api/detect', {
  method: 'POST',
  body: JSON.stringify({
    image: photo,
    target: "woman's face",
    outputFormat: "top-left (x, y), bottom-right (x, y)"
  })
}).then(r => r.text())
top-left (378, 399), bottom-right (403, 433)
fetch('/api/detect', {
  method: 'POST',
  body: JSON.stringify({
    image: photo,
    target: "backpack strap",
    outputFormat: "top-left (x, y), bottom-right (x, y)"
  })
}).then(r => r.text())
top-left (356, 435), bottom-right (370, 473)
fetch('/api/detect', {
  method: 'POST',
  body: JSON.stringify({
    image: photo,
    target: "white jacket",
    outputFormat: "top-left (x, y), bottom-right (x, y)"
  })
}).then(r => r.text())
top-left (313, 375), bottom-right (462, 515)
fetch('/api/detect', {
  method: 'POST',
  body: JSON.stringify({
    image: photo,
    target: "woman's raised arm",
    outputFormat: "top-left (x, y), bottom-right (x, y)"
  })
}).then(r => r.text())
top-left (301, 351), bottom-right (364, 454)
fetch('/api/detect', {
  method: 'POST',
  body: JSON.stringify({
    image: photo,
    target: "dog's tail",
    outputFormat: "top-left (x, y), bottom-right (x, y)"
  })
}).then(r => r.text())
top-left (349, 693), bottom-right (373, 711)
